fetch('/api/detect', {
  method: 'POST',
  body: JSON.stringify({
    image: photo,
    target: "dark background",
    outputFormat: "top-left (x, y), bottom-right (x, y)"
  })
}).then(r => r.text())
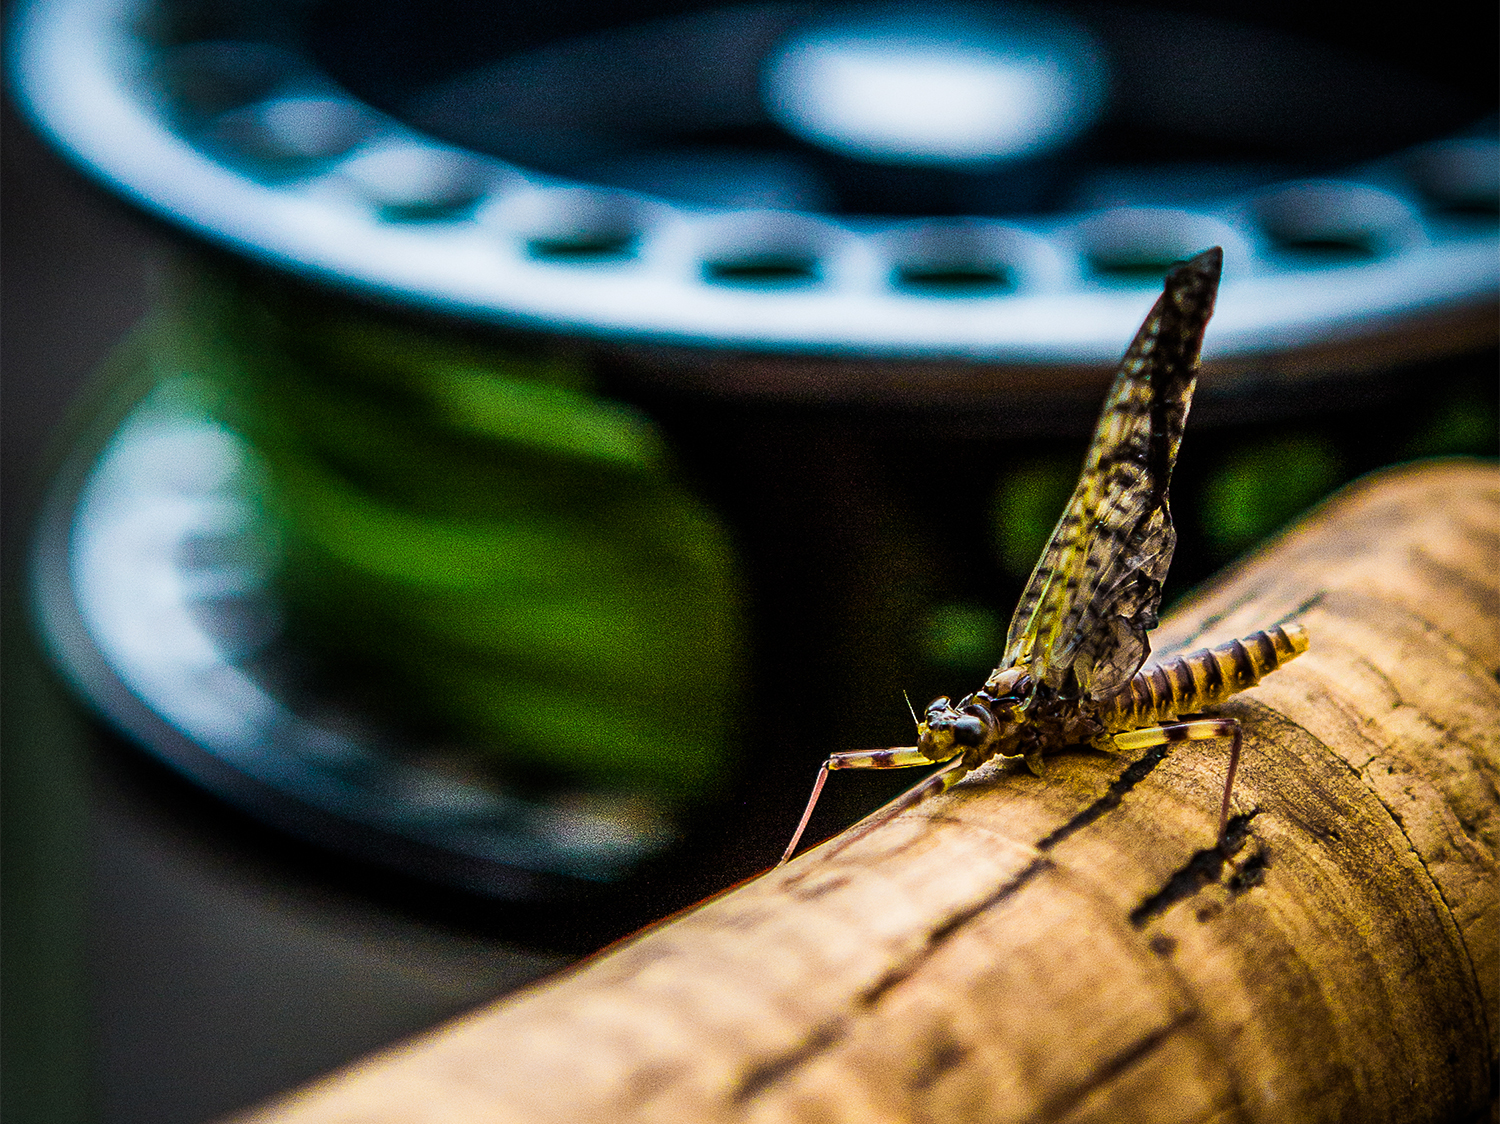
top-left (4, 2), bottom-right (1495, 1122)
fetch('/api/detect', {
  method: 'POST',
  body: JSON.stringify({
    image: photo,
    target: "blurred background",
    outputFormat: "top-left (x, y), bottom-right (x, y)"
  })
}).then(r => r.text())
top-left (4, 1), bottom-right (1496, 1121)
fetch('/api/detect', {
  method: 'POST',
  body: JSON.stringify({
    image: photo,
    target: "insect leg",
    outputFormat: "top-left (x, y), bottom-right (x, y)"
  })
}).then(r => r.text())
top-left (778, 747), bottom-right (954, 867)
top-left (1110, 718), bottom-right (1242, 850)
top-left (867, 756), bottom-right (972, 832)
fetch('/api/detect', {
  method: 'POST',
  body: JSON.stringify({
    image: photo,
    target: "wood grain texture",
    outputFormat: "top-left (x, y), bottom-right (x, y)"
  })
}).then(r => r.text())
top-left (231, 459), bottom-right (1500, 1124)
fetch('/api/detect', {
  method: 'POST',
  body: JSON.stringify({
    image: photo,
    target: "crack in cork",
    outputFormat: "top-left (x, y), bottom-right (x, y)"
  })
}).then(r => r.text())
top-left (731, 1017), bottom-right (848, 1103)
top-left (1036, 744), bottom-right (1172, 851)
top-left (857, 857), bottom-right (1053, 1008)
top-left (1029, 1010), bottom-right (1200, 1124)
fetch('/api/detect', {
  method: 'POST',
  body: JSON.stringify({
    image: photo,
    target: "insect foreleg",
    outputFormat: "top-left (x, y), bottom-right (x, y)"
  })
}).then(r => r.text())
top-left (1110, 718), bottom-right (1242, 850)
top-left (867, 755), bottom-right (972, 831)
top-left (778, 746), bottom-right (959, 866)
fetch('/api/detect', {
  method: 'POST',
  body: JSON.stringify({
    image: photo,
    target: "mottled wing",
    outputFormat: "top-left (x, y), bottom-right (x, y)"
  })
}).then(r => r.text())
top-left (999, 248), bottom-right (1222, 700)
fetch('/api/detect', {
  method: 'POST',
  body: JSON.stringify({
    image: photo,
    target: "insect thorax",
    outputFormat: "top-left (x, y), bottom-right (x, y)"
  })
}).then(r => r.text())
top-left (922, 666), bottom-right (1112, 768)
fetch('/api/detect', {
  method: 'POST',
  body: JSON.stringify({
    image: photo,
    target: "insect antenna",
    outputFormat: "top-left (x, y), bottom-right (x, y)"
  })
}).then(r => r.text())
top-left (903, 690), bottom-right (920, 729)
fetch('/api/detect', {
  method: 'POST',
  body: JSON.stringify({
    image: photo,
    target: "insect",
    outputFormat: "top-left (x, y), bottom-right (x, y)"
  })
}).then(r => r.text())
top-left (779, 247), bottom-right (1308, 866)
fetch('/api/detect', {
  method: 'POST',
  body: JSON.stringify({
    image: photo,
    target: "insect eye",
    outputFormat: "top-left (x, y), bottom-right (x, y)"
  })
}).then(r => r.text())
top-left (924, 697), bottom-right (952, 720)
top-left (952, 716), bottom-right (987, 746)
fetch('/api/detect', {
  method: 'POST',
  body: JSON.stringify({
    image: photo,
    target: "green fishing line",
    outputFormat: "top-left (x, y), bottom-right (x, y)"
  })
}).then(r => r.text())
top-left (143, 262), bottom-right (745, 809)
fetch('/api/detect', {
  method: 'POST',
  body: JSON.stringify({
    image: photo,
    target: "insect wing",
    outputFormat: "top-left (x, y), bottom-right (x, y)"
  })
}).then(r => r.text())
top-left (1000, 248), bottom-right (1222, 700)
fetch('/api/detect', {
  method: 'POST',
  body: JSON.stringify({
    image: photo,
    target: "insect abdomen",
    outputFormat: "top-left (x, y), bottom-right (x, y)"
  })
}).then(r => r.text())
top-left (1099, 623), bottom-right (1308, 733)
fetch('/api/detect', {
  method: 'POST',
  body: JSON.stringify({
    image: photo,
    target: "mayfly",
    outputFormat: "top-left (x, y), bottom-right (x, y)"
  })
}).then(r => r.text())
top-left (779, 248), bottom-right (1307, 866)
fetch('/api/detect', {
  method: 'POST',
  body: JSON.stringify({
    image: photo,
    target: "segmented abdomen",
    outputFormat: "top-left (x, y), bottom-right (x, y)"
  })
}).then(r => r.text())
top-left (1097, 623), bottom-right (1308, 733)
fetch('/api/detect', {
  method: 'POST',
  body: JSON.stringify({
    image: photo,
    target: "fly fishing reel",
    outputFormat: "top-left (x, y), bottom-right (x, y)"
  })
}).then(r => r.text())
top-left (12, 0), bottom-right (1496, 900)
